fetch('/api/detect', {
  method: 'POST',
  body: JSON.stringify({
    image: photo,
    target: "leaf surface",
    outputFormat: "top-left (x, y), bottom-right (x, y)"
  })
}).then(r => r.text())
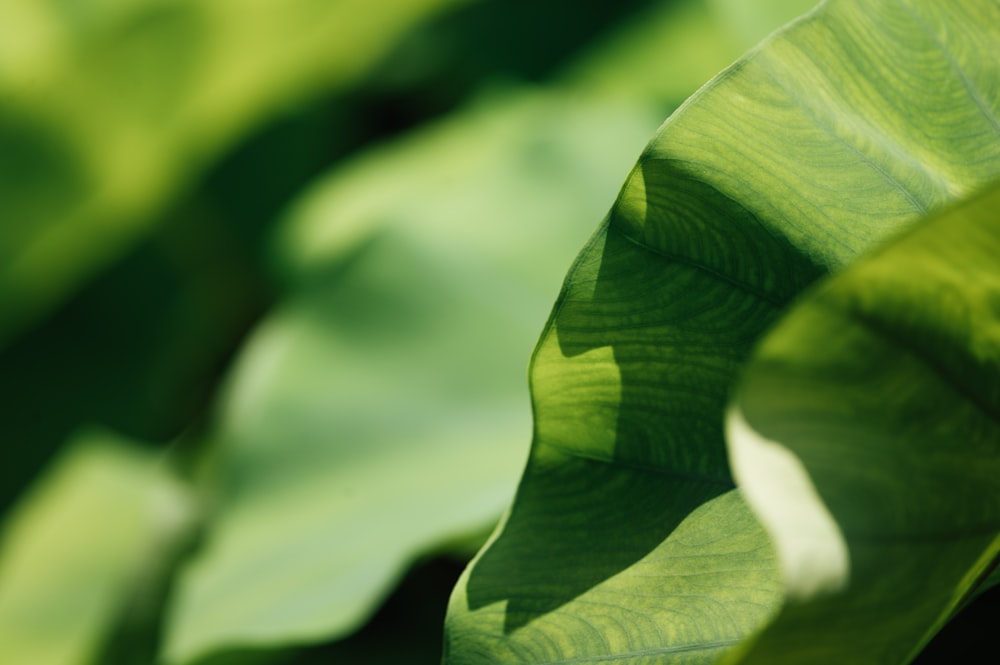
top-left (728, 183), bottom-right (1000, 664)
top-left (443, 0), bottom-right (1000, 662)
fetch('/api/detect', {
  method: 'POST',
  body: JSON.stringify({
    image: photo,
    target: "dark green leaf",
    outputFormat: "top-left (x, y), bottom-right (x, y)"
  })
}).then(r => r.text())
top-left (728, 183), bottom-right (1000, 663)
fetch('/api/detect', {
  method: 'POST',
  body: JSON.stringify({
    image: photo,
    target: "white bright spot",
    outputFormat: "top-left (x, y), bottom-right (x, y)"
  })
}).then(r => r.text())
top-left (726, 406), bottom-right (850, 600)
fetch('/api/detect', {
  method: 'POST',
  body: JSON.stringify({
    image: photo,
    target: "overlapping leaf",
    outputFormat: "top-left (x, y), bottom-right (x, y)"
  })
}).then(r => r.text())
top-left (728, 183), bottom-right (1000, 664)
top-left (443, 0), bottom-right (1000, 662)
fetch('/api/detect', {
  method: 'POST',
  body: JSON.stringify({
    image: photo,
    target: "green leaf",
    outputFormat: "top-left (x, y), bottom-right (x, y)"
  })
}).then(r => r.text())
top-left (162, 2), bottom-right (783, 654)
top-left (707, 0), bottom-right (821, 50)
top-left (161, 88), bottom-right (664, 665)
top-left (727, 183), bottom-right (1000, 664)
top-left (0, 431), bottom-right (189, 665)
top-left (561, 0), bottom-right (743, 107)
top-left (159, 5), bottom-right (780, 656)
top-left (562, 0), bottom-right (819, 111)
top-left (443, 0), bottom-right (1000, 662)
top-left (0, 0), bottom-right (465, 346)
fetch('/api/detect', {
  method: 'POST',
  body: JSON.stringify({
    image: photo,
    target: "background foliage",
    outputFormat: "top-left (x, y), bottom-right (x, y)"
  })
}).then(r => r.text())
top-left (0, 1), bottom-right (995, 664)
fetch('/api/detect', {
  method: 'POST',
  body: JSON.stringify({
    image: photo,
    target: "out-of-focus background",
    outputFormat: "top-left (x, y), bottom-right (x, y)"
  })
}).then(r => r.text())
top-left (0, 1), bottom-right (990, 664)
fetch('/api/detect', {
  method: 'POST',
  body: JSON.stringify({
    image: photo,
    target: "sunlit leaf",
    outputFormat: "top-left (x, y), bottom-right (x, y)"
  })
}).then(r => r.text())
top-left (443, 0), bottom-right (1000, 662)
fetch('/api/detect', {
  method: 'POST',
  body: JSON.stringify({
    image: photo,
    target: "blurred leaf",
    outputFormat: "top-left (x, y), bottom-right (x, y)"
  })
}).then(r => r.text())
top-left (0, 214), bottom-right (273, 513)
top-left (563, 0), bottom-right (822, 107)
top-left (560, 0), bottom-right (747, 104)
top-left (278, 88), bottom-right (665, 282)
top-left (727, 183), bottom-right (1000, 663)
top-left (161, 88), bottom-right (664, 664)
top-left (442, 0), bottom-right (1000, 662)
top-left (0, 430), bottom-right (190, 665)
top-left (379, 0), bottom-right (656, 96)
top-left (707, 0), bottom-right (820, 50)
top-left (561, 0), bottom-right (738, 108)
top-left (0, 0), bottom-right (467, 346)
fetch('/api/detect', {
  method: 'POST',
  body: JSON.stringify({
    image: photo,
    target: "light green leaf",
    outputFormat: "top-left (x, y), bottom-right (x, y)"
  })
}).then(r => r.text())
top-left (444, 0), bottom-right (1000, 662)
top-left (161, 88), bottom-right (664, 665)
top-left (727, 183), bottom-right (1000, 664)
top-left (561, 0), bottom-right (743, 106)
top-left (564, 0), bottom-right (820, 106)
top-left (0, 0), bottom-right (465, 346)
top-left (707, 0), bottom-right (821, 50)
top-left (0, 430), bottom-right (189, 665)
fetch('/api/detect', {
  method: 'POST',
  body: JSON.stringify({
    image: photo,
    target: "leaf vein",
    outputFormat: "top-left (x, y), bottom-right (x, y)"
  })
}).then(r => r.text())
top-left (896, 0), bottom-right (1000, 135)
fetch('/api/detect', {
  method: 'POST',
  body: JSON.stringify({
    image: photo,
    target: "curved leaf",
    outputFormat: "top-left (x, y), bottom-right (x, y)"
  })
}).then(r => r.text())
top-left (444, 0), bottom-right (1000, 662)
top-left (727, 183), bottom-right (1000, 663)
